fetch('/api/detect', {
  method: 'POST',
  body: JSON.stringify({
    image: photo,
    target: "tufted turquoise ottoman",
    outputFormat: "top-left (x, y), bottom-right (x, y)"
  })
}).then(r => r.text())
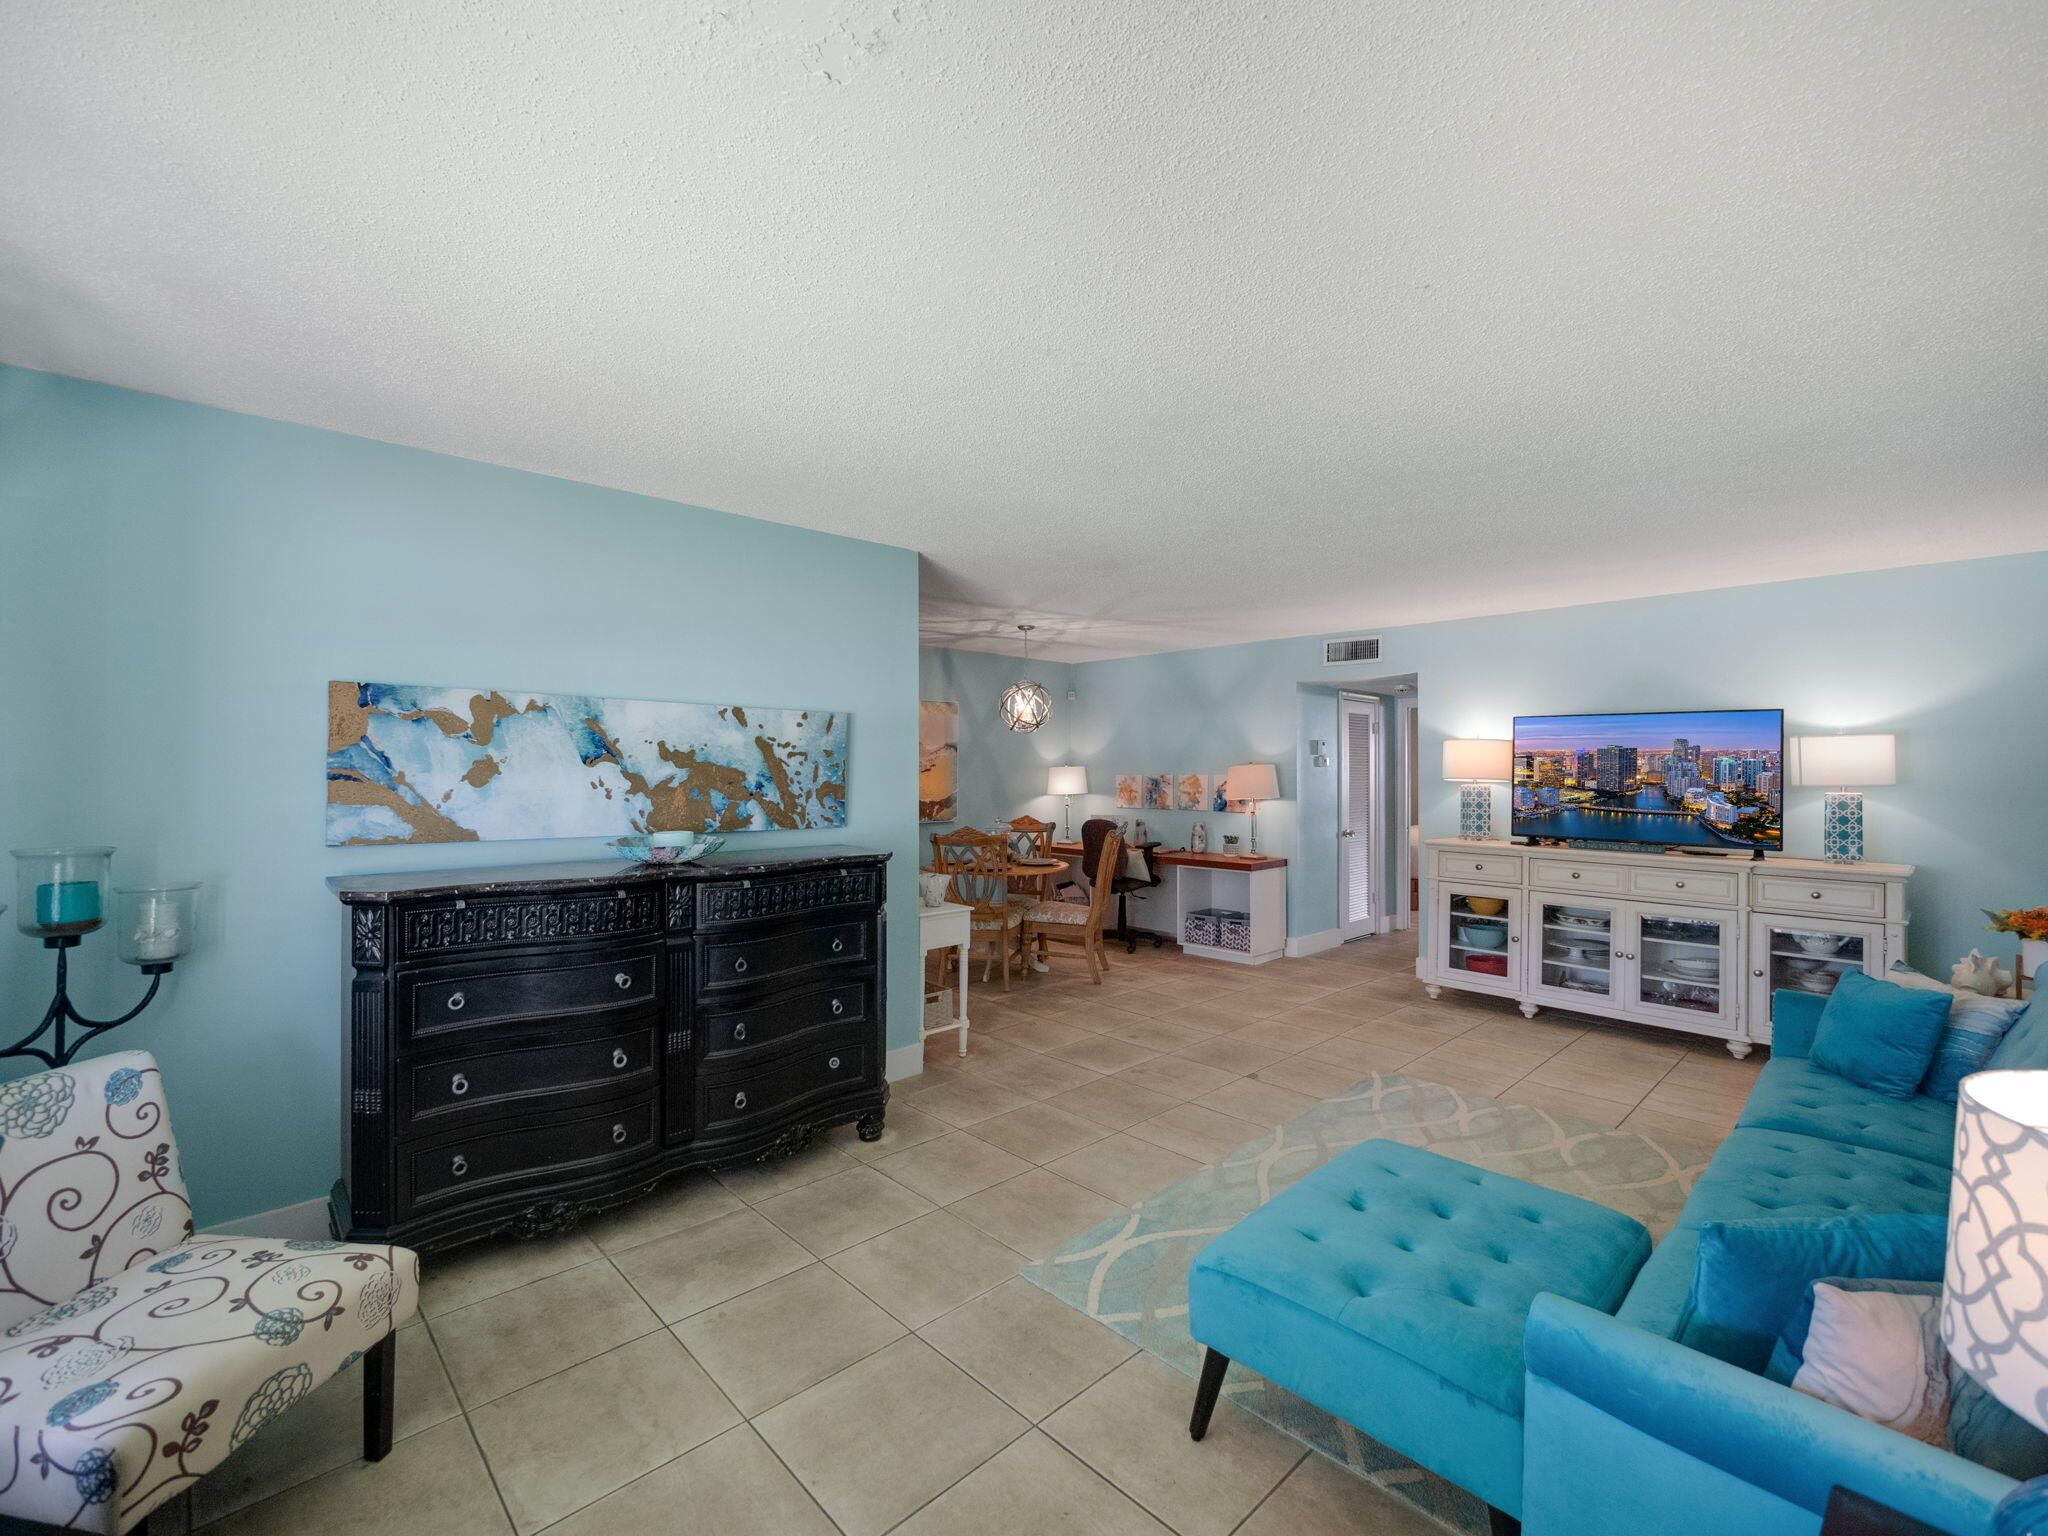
top-left (1186, 1139), bottom-right (1652, 1533)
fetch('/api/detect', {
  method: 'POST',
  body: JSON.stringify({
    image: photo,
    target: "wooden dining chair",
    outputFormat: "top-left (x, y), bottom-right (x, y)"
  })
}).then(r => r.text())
top-left (1005, 815), bottom-right (1058, 900)
top-left (931, 826), bottom-right (1026, 991)
top-left (1021, 828), bottom-right (1123, 983)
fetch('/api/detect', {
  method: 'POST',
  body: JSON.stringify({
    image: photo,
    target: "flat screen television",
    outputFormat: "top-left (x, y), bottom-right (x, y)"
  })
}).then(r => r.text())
top-left (1511, 709), bottom-right (1784, 852)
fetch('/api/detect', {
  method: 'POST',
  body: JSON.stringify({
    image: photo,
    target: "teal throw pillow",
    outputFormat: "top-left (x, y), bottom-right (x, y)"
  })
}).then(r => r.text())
top-left (1989, 987), bottom-right (2048, 1073)
top-left (1886, 963), bottom-right (2029, 1102)
top-left (1811, 969), bottom-right (1953, 1098)
top-left (1676, 1211), bottom-right (1946, 1373)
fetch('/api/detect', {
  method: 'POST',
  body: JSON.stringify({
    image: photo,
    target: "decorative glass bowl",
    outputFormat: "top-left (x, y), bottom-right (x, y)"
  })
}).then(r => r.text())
top-left (611, 832), bottom-right (725, 865)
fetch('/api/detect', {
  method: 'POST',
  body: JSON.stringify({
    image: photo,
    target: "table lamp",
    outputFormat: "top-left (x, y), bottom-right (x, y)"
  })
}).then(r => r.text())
top-left (1047, 765), bottom-right (1088, 841)
top-left (1222, 763), bottom-right (1279, 856)
top-left (1944, 1069), bottom-right (2048, 1536)
top-left (1442, 739), bottom-right (1512, 841)
top-left (1791, 733), bottom-right (1896, 864)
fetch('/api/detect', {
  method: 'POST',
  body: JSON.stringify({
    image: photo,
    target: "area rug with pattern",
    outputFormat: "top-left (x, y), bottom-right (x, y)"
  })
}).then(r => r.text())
top-left (1020, 1071), bottom-right (1714, 1533)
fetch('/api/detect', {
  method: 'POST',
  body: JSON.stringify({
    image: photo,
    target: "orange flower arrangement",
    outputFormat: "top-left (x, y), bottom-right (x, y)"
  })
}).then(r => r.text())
top-left (1985, 907), bottom-right (2048, 943)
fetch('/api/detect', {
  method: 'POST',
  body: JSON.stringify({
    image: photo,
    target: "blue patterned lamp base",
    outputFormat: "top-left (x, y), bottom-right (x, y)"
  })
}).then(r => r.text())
top-left (1995, 1475), bottom-right (2048, 1536)
top-left (1458, 783), bottom-right (1494, 841)
top-left (1822, 789), bottom-right (1866, 863)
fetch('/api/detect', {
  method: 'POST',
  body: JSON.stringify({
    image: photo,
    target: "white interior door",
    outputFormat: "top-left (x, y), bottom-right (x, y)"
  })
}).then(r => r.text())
top-left (1339, 695), bottom-right (1383, 939)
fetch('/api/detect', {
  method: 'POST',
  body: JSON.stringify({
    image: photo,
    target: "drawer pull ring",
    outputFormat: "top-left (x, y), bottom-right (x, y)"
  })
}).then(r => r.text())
top-left (733, 1022), bottom-right (748, 1041)
top-left (734, 958), bottom-right (749, 974)
top-left (450, 1073), bottom-right (470, 1097)
top-left (451, 1155), bottom-right (469, 1177)
top-left (734, 1091), bottom-right (748, 1110)
top-left (831, 938), bottom-right (845, 953)
top-left (447, 991), bottom-right (466, 1012)
top-left (829, 1056), bottom-right (841, 1069)
top-left (614, 972), bottom-right (632, 990)
top-left (830, 998), bottom-right (844, 1016)
top-left (612, 1123), bottom-right (628, 1144)
top-left (612, 1047), bottom-right (629, 1069)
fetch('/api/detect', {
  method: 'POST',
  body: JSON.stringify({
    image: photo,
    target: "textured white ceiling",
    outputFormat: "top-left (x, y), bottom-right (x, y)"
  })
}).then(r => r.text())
top-left (5, 1), bottom-right (2045, 661)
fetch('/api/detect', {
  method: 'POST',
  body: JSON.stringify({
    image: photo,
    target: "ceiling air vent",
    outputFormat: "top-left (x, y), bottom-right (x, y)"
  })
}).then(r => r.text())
top-left (1323, 635), bottom-right (1382, 666)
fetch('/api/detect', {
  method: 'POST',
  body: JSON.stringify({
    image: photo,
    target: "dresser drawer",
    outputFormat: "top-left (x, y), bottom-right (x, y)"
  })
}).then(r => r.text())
top-left (406, 1098), bottom-right (656, 1209)
top-left (700, 978), bottom-right (871, 1065)
top-left (1752, 874), bottom-right (1887, 919)
top-left (697, 920), bottom-right (870, 994)
top-left (696, 867), bottom-right (882, 928)
top-left (402, 948), bottom-right (658, 1044)
top-left (1628, 866), bottom-right (1739, 906)
top-left (1528, 857), bottom-right (1628, 894)
top-left (698, 1036), bottom-right (873, 1137)
top-left (1434, 851), bottom-right (1523, 884)
top-left (403, 1028), bottom-right (656, 1130)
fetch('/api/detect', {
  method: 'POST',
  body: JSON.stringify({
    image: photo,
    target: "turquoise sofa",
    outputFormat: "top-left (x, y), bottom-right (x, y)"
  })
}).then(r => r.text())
top-left (1522, 990), bottom-right (2016, 1536)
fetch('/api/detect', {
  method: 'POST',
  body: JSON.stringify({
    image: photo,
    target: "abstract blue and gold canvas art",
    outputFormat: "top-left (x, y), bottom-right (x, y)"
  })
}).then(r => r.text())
top-left (326, 680), bottom-right (848, 846)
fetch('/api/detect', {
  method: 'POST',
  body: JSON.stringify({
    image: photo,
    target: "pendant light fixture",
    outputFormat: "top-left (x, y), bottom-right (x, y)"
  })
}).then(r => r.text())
top-left (998, 624), bottom-right (1053, 733)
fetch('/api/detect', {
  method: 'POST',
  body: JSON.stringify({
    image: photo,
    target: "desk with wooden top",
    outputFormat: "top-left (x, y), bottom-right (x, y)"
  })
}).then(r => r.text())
top-left (1050, 842), bottom-right (1288, 964)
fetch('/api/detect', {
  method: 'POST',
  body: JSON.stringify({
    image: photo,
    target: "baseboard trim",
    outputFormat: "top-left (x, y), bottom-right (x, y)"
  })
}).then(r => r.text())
top-left (212, 1195), bottom-right (333, 1241)
top-left (1285, 929), bottom-right (1347, 957)
top-left (886, 1042), bottom-right (924, 1083)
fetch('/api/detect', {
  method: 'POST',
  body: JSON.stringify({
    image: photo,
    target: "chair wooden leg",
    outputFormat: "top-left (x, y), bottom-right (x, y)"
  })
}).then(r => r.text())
top-left (364, 1330), bottom-right (397, 1462)
top-left (1189, 1347), bottom-right (1230, 1441)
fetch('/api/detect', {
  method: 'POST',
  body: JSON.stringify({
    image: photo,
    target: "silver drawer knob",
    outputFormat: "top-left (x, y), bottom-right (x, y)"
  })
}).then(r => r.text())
top-left (831, 938), bottom-right (844, 953)
top-left (734, 1091), bottom-right (748, 1110)
top-left (612, 1047), bottom-right (629, 1069)
top-left (447, 991), bottom-right (466, 1012)
top-left (1675, 881), bottom-right (1685, 888)
top-left (451, 1155), bottom-right (469, 1177)
top-left (1473, 863), bottom-right (1483, 870)
top-left (450, 1073), bottom-right (470, 1097)
top-left (829, 1056), bottom-right (841, 1069)
top-left (733, 1022), bottom-right (748, 1041)
top-left (614, 972), bottom-right (632, 990)
top-left (1753, 968), bottom-right (1765, 977)
top-left (830, 998), bottom-right (844, 1016)
top-left (612, 1123), bottom-right (628, 1144)
top-left (1570, 872), bottom-right (1580, 880)
top-left (733, 958), bottom-right (749, 974)
top-left (1811, 891), bottom-right (1824, 900)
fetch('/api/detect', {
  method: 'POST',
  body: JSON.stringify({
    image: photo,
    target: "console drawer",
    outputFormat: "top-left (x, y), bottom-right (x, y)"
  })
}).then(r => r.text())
top-left (697, 920), bottom-right (870, 994)
top-left (696, 867), bottom-right (882, 928)
top-left (1628, 866), bottom-right (1739, 906)
top-left (406, 1098), bottom-right (656, 1209)
top-left (700, 978), bottom-right (871, 1065)
top-left (1752, 874), bottom-right (1887, 919)
top-left (1434, 851), bottom-right (1523, 884)
top-left (697, 1035), bottom-right (873, 1137)
top-left (1528, 858), bottom-right (1628, 894)
top-left (403, 1028), bottom-right (656, 1130)
top-left (403, 948), bottom-right (657, 1045)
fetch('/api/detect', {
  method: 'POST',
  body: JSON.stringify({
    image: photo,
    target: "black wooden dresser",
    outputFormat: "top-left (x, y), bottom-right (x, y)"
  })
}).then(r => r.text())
top-left (328, 847), bottom-right (890, 1254)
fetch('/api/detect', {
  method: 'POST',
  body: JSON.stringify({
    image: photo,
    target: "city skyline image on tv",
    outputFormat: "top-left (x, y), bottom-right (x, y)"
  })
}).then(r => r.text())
top-left (1511, 708), bottom-right (1783, 851)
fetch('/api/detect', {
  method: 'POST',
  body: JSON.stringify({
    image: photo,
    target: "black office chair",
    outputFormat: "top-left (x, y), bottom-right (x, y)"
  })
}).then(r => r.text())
top-left (1081, 817), bottom-right (1163, 952)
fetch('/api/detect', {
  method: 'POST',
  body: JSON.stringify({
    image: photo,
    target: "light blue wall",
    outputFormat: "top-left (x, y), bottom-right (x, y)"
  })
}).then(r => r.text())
top-left (1066, 553), bottom-right (2048, 974)
top-left (918, 647), bottom-right (1077, 845)
top-left (0, 366), bottom-right (920, 1228)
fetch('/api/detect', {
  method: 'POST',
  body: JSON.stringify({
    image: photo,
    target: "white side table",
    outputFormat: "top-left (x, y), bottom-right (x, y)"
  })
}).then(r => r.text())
top-left (918, 901), bottom-right (972, 1056)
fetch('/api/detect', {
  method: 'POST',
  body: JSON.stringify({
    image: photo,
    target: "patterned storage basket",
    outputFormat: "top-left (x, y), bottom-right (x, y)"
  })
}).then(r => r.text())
top-left (1216, 910), bottom-right (1252, 952)
top-left (1184, 908), bottom-right (1226, 947)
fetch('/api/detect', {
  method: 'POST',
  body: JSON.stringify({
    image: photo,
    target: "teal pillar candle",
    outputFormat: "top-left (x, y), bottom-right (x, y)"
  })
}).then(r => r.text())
top-left (35, 880), bottom-right (101, 927)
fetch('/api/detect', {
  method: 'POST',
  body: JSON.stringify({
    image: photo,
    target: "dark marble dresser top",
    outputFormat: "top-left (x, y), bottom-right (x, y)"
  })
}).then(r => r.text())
top-left (329, 845), bottom-right (890, 903)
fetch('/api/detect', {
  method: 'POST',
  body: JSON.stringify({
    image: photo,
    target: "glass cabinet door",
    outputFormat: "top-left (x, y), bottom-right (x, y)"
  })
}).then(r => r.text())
top-left (1748, 918), bottom-right (1884, 1040)
top-left (1628, 906), bottom-right (1736, 1025)
top-left (1441, 887), bottom-right (1517, 988)
top-left (1534, 899), bottom-right (1620, 1003)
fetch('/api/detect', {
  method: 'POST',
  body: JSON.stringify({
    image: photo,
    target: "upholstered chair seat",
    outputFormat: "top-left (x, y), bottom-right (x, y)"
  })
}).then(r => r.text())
top-left (1019, 899), bottom-right (1088, 926)
top-left (0, 1052), bottom-right (417, 1534)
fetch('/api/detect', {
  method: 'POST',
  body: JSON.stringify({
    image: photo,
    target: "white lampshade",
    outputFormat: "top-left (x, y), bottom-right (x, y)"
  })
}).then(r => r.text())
top-left (1223, 763), bottom-right (1279, 803)
top-left (1047, 765), bottom-right (1088, 796)
top-left (1945, 1071), bottom-right (2048, 1431)
top-left (1791, 734), bottom-right (1896, 787)
top-left (1442, 739), bottom-right (1512, 783)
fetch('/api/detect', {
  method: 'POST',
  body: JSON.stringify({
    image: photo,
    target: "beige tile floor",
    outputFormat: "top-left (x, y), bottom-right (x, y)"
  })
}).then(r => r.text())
top-left (170, 929), bottom-right (1762, 1536)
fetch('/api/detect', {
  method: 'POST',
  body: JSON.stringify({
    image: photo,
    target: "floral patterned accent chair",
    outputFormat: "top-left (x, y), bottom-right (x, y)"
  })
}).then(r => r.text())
top-left (0, 1052), bottom-right (418, 1534)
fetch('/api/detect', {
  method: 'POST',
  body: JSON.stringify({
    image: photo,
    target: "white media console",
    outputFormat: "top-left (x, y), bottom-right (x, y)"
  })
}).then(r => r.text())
top-left (1419, 837), bottom-right (1912, 1056)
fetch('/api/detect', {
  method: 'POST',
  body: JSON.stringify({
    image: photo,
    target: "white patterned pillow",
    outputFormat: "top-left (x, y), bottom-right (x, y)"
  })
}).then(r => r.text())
top-left (1791, 1281), bottom-right (1949, 1444)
